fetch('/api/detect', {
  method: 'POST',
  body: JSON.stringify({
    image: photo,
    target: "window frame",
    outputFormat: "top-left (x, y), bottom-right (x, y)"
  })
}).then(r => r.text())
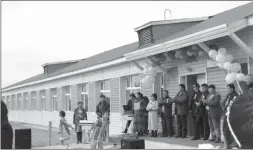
top-left (80, 83), bottom-right (89, 111)
top-left (31, 91), bottom-right (37, 111)
top-left (40, 90), bottom-right (46, 111)
top-left (100, 79), bottom-right (111, 94)
top-left (51, 88), bottom-right (58, 112)
top-left (64, 86), bottom-right (71, 111)
top-left (23, 93), bottom-right (28, 110)
top-left (17, 93), bottom-right (22, 110)
top-left (11, 95), bottom-right (16, 110)
top-left (125, 75), bottom-right (141, 102)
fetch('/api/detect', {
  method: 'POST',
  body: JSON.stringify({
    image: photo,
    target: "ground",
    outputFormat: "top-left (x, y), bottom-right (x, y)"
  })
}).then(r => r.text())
top-left (11, 121), bottom-right (222, 149)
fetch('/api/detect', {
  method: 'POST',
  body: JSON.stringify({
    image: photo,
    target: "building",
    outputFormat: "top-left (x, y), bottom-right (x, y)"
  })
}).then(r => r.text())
top-left (2, 2), bottom-right (253, 136)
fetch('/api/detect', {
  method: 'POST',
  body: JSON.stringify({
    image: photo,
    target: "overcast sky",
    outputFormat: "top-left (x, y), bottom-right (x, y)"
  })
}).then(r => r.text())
top-left (2, 1), bottom-right (251, 87)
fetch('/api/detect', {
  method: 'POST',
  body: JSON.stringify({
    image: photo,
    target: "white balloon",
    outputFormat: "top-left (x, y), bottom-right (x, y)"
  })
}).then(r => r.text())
top-left (225, 54), bottom-right (234, 63)
top-left (236, 73), bottom-right (246, 81)
top-left (142, 68), bottom-right (149, 75)
top-left (216, 54), bottom-right (226, 62)
top-left (230, 63), bottom-right (241, 73)
top-left (208, 50), bottom-right (218, 59)
top-left (146, 75), bottom-right (155, 83)
top-left (218, 63), bottom-right (224, 69)
top-left (141, 77), bottom-right (146, 84)
top-left (225, 72), bottom-right (237, 84)
top-left (223, 62), bottom-right (232, 70)
top-left (218, 48), bottom-right (227, 55)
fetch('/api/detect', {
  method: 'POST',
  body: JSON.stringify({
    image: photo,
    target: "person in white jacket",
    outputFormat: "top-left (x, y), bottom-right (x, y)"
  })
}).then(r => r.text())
top-left (146, 93), bottom-right (159, 137)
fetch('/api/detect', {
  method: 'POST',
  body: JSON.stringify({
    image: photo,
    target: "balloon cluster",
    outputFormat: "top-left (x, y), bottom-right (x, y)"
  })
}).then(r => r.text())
top-left (141, 64), bottom-right (157, 88)
top-left (175, 46), bottom-right (207, 60)
top-left (208, 48), bottom-right (246, 84)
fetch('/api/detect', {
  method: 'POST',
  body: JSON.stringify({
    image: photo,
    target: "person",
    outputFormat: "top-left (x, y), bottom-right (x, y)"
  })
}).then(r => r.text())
top-left (96, 95), bottom-right (110, 118)
top-left (159, 90), bottom-right (174, 137)
top-left (223, 84), bottom-right (253, 149)
top-left (173, 84), bottom-right (189, 138)
top-left (90, 112), bottom-right (110, 149)
top-left (73, 101), bottom-right (87, 144)
top-left (202, 84), bottom-right (222, 143)
top-left (245, 74), bottom-right (253, 93)
top-left (122, 93), bottom-right (136, 133)
top-left (143, 96), bottom-right (149, 135)
top-left (1, 101), bottom-right (13, 149)
top-left (200, 84), bottom-right (210, 140)
top-left (189, 83), bottom-right (204, 140)
top-left (146, 93), bottom-right (159, 137)
top-left (133, 92), bottom-right (147, 136)
top-left (58, 110), bottom-right (74, 146)
top-left (221, 84), bottom-right (238, 113)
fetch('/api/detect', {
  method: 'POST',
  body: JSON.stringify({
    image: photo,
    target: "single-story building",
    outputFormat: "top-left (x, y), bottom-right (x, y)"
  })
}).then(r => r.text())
top-left (2, 2), bottom-right (253, 136)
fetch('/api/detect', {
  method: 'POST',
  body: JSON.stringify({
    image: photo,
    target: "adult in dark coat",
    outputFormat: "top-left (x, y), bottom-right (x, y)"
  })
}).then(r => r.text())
top-left (200, 83), bottom-right (210, 140)
top-left (96, 95), bottom-right (110, 118)
top-left (202, 84), bottom-right (222, 143)
top-left (73, 101), bottom-right (87, 144)
top-left (221, 84), bottom-right (238, 113)
top-left (133, 92), bottom-right (147, 136)
top-left (189, 83), bottom-right (205, 140)
top-left (1, 101), bottom-right (13, 149)
top-left (158, 90), bottom-right (174, 137)
top-left (122, 93), bottom-right (136, 133)
top-left (223, 82), bottom-right (253, 149)
top-left (173, 84), bottom-right (189, 138)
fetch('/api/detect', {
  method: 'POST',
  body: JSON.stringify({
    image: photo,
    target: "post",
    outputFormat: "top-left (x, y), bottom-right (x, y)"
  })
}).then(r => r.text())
top-left (49, 121), bottom-right (52, 146)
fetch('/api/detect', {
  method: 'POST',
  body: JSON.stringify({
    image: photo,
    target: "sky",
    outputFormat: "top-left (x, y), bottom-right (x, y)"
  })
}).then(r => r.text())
top-left (2, 1), bottom-right (251, 88)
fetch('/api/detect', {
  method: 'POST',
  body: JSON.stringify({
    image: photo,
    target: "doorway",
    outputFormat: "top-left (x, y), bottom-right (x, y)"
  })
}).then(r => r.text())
top-left (180, 73), bottom-right (206, 137)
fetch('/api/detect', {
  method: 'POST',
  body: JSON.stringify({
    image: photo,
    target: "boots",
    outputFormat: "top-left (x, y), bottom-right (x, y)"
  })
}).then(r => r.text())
top-left (150, 130), bottom-right (154, 137)
top-left (154, 130), bottom-right (157, 137)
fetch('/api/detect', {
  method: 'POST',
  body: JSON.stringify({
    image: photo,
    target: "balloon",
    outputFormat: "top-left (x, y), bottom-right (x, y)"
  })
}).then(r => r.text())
top-left (225, 54), bottom-right (234, 63)
top-left (223, 62), bottom-right (232, 70)
top-left (147, 67), bottom-right (157, 76)
top-left (166, 51), bottom-right (176, 60)
top-left (218, 48), bottom-right (227, 55)
top-left (230, 63), bottom-right (241, 73)
top-left (208, 50), bottom-right (218, 59)
top-left (236, 73), bottom-right (246, 81)
top-left (186, 49), bottom-right (193, 56)
top-left (216, 54), bottom-right (226, 62)
top-left (225, 72), bottom-right (237, 84)
top-left (218, 63), bottom-right (224, 69)
top-left (141, 77), bottom-right (147, 84)
top-left (142, 68), bottom-right (149, 75)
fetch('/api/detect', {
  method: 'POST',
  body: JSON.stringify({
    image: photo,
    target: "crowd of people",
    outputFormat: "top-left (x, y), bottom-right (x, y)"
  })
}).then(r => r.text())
top-left (122, 74), bottom-right (253, 148)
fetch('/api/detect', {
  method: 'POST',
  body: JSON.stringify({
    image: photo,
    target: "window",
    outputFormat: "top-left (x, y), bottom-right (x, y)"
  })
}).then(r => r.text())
top-left (126, 75), bottom-right (141, 101)
top-left (11, 95), bottom-right (16, 110)
top-left (80, 83), bottom-right (89, 111)
top-left (31, 91), bottom-right (36, 110)
top-left (241, 63), bottom-right (248, 75)
top-left (100, 80), bottom-right (110, 97)
top-left (160, 73), bottom-right (164, 98)
top-left (23, 93), bottom-right (28, 110)
top-left (17, 94), bottom-right (22, 110)
top-left (64, 86), bottom-right (71, 111)
top-left (40, 90), bottom-right (46, 111)
top-left (6, 96), bottom-right (10, 110)
top-left (51, 88), bottom-right (58, 111)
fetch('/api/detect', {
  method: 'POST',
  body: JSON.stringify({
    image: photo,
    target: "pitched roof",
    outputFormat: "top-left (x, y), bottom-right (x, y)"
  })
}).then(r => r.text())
top-left (137, 2), bottom-right (253, 49)
top-left (3, 42), bottom-right (139, 89)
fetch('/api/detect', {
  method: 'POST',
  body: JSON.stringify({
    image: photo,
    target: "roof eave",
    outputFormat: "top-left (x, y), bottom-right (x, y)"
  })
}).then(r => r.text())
top-left (41, 60), bottom-right (80, 67)
top-left (126, 18), bottom-right (249, 61)
top-left (134, 16), bottom-right (210, 32)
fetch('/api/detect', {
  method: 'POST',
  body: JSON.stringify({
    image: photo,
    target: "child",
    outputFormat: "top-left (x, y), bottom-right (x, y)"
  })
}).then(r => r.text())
top-left (90, 112), bottom-right (110, 149)
top-left (58, 110), bottom-right (74, 146)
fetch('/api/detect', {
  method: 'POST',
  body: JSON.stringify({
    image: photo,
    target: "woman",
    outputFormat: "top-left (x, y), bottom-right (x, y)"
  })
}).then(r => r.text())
top-left (1, 101), bottom-right (13, 149)
top-left (146, 94), bottom-right (159, 137)
top-left (73, 102), bottom-right (87, 144)
top-left (133, 92), bottom-right (147, 136)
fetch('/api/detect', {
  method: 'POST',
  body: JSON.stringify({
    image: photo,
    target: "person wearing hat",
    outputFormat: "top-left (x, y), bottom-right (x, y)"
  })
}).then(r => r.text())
top-left (223, 88), bottom-right (253, 149)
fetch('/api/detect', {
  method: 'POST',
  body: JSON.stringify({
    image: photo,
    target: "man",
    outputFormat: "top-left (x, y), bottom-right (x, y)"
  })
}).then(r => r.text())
top-left (189, 83), bottom-right (204, 140)
top-left (122, 93), bottom-right (135, 133)
top-left (173, 84), bottom-right (189, 138)
top-left (73, 101), bottom-right (87, 144)
top-left (223, 83), bottom-right (253, 149)
top-left (202, 84), bottom-right (222, 143)
top-left (159, 90), bottom-right (174, 137)
top-left (221, 84), bottom-right (238, 113)
top-left (96, 95), bottom-right (110, 118)
top-left (200, 84), bottom-right (210, 140)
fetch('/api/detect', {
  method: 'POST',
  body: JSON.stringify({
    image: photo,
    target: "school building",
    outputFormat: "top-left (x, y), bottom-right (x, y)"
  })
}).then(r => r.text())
top-left (2, 2), bottom-right (253, 136)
